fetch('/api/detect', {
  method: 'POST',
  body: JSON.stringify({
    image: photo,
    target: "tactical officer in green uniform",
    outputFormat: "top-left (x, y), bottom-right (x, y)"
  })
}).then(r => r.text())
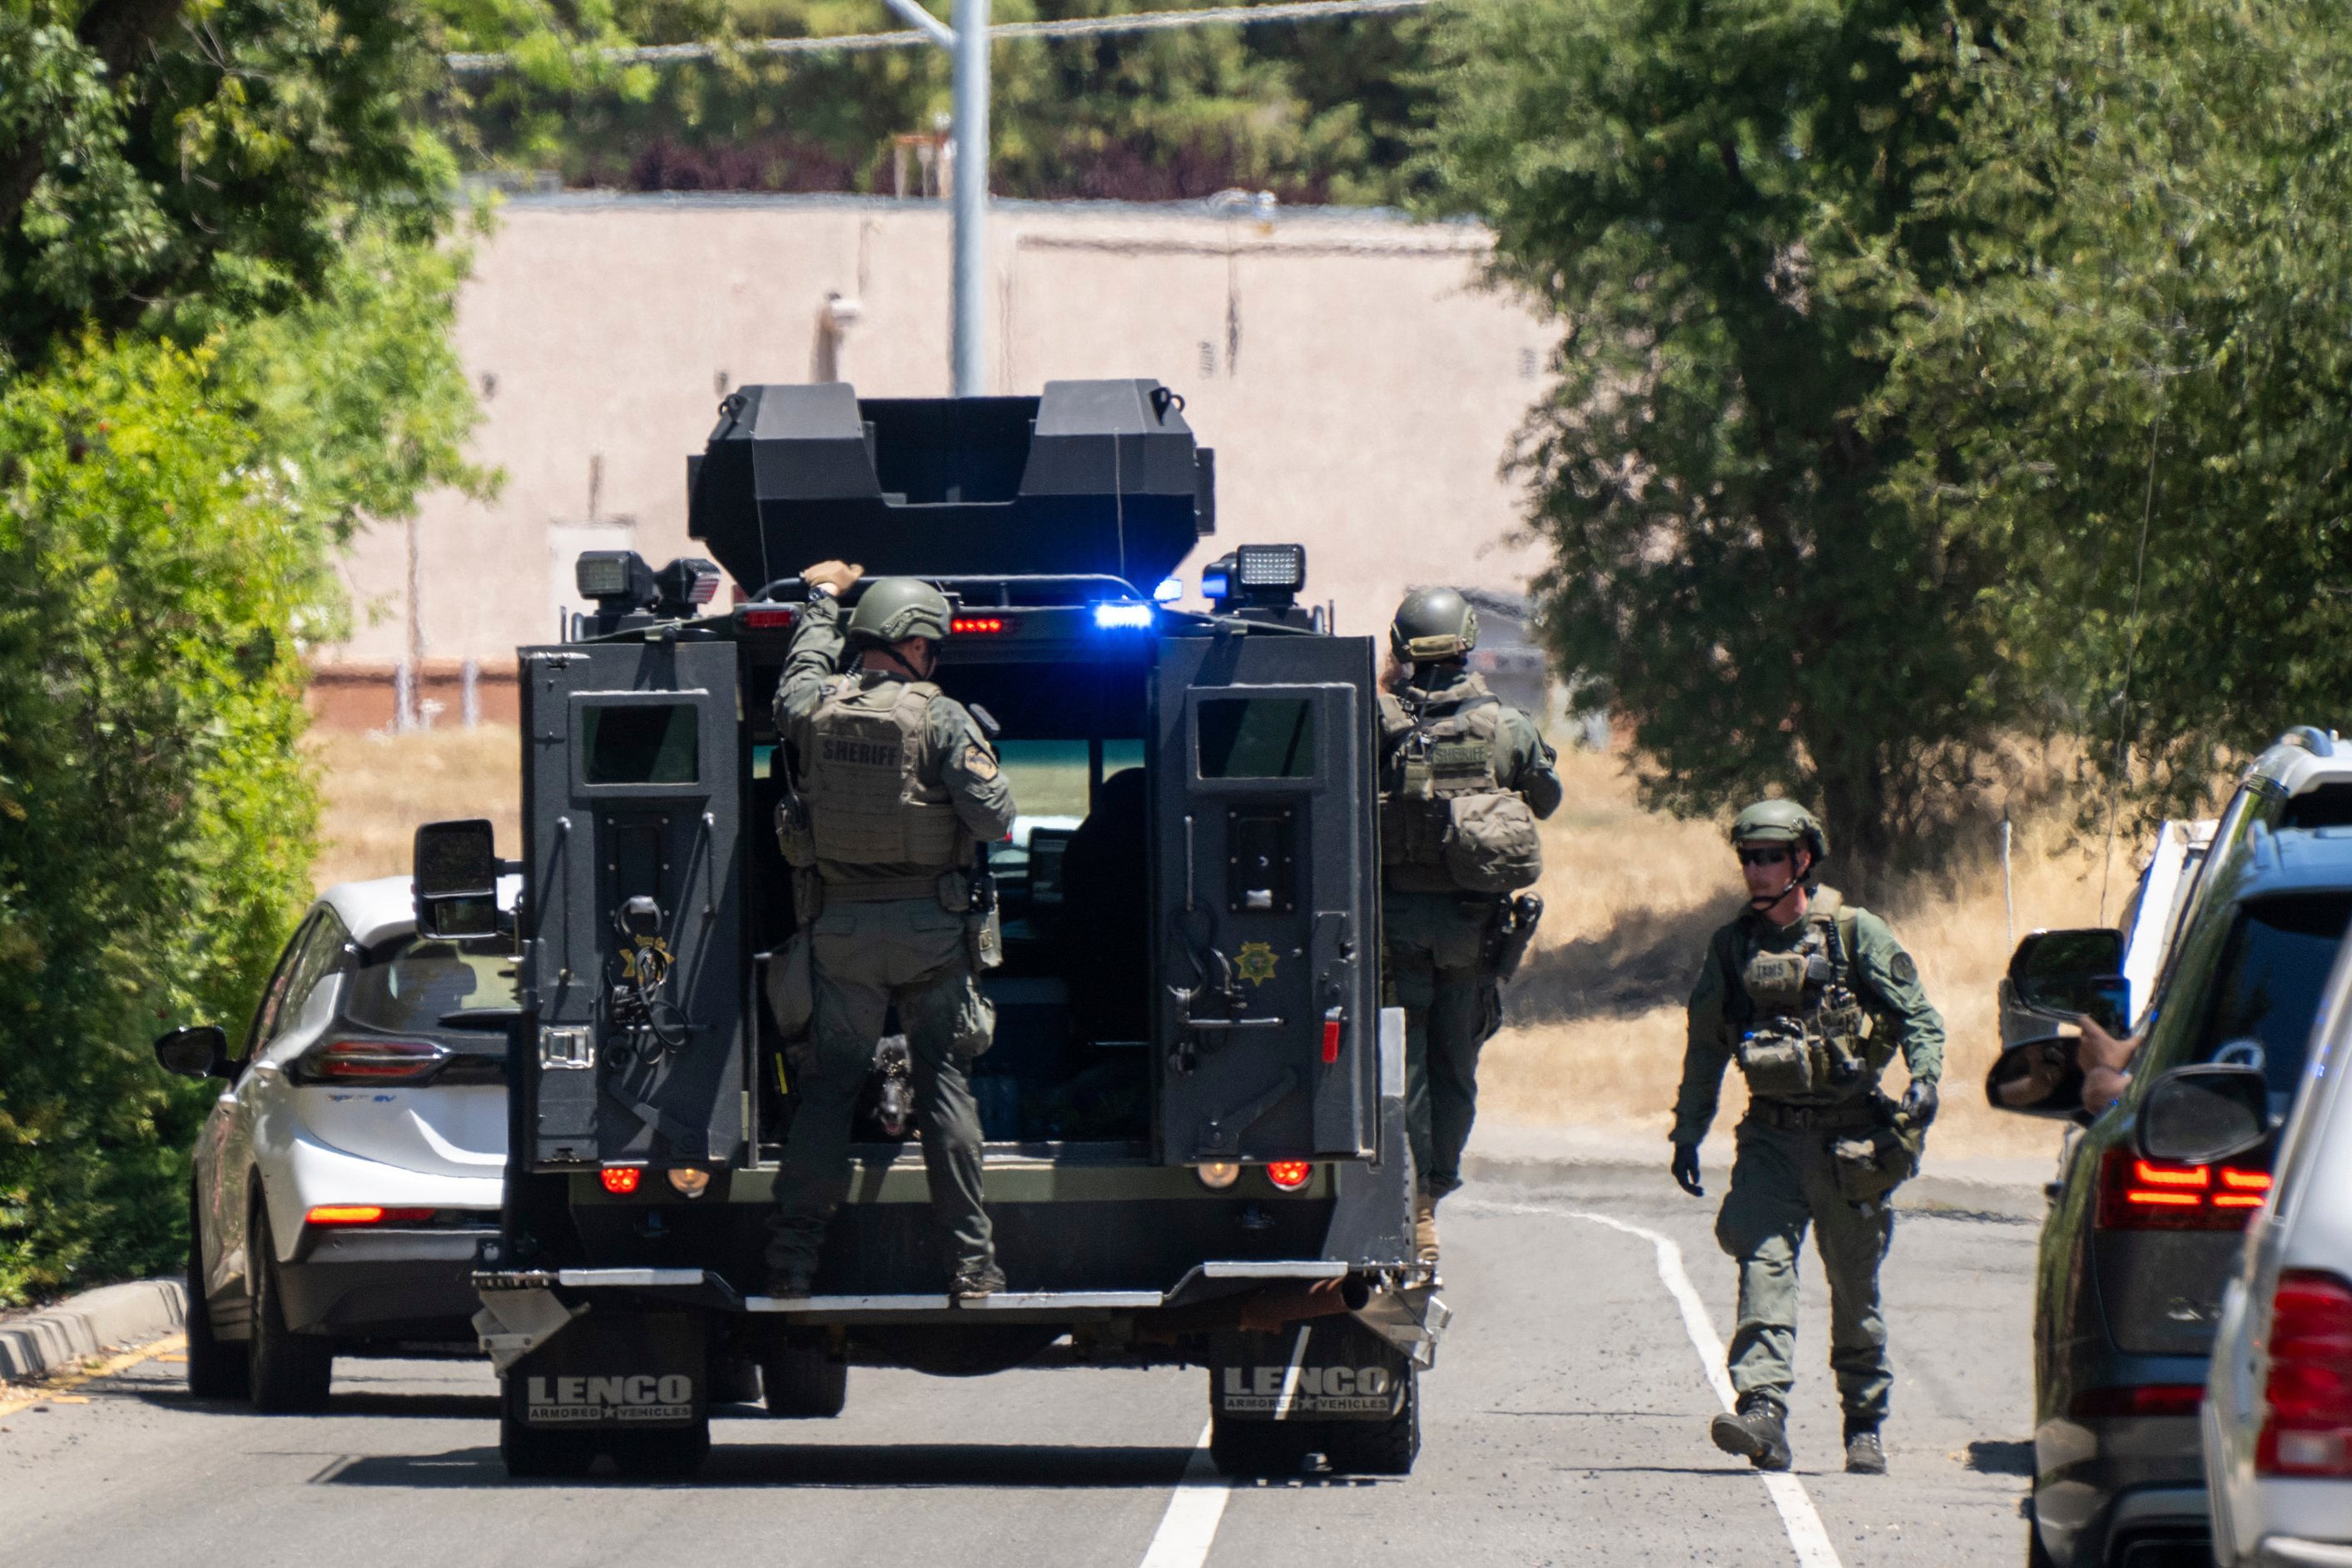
top-left (1671, 800), bottom-right (1944, 1475)
top-left (1377, 588), bottom-right (1563, 1265)
top-left (766, 561), bottom-right (1016, 1302)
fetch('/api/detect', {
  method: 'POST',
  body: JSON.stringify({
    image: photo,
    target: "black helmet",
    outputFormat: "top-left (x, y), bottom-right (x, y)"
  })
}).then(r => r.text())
top-left (846, 578), bottom-right (952, 647)
top-left (1729, 799), bottom-right (1829, 881)
top-left (1390, 587), bottom-right (1479, 663)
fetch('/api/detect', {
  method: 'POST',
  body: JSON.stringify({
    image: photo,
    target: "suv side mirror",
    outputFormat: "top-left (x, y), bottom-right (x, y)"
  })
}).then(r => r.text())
top-left (2007, 927), bottom-right (2130, 1031)
top-left (414, 818), bottom-right (499, 939)
top-left (2137, 1063), bottom-right (2271, 1165)
top-left (1985, 1030), bottom-right (2087, 1119)
top-left (154, 1025), bottom-right (229, 1080)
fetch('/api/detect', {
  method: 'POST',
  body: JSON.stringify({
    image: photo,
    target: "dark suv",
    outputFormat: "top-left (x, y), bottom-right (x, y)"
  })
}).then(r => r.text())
top-left (1996, 822), bottom-right (2352, 1567)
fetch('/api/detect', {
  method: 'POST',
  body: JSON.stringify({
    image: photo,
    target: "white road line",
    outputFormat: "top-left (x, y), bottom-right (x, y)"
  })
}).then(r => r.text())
top-left (1462, 1199), bottom-right (1845, 1568)
top-left (1138, 1419), bottom-right (1231, 1568)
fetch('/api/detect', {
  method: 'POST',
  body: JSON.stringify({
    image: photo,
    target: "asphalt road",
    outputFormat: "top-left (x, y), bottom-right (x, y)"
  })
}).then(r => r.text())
top-left (0, 1165), bottom-right (2038, 1567)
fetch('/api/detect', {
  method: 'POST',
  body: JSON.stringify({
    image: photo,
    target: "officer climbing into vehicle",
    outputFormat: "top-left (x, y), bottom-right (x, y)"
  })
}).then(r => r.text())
top-left (765, 562), bottom-right (1016, 1302)
top-left (1377, 587), bottom-right (1562, 1268)
top-left (1670, 800), bottom-right (1944, 1476)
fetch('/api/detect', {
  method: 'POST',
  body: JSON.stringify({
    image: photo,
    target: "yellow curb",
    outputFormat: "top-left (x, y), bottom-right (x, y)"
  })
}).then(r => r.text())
top-left (0, 1332), bottom-right (188, 1421)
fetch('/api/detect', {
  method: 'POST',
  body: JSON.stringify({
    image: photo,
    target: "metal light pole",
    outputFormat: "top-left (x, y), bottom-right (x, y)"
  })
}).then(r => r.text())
top-left (950, 0), bottom-right (989, 395)
top-left (878, 0), bottom-right (987, 394)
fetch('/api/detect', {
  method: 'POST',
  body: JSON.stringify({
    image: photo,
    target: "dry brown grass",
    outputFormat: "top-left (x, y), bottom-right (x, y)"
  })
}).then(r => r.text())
top-left (309, 725), bottom-right (523, 891)
top-left (1481, 747), bottom-right (2131, 1159)
top-left (306, 725), bottom-right (2119, 1158)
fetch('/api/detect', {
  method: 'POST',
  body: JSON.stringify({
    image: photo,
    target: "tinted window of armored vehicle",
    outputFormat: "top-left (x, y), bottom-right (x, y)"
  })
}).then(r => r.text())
top-left (1198, 697), bottom-right (1316, 778)
top-left (345, 935), bottom-right (519, 1032)
top-left (2193, 891), bottom-right (2352, 1098)
top-left (583, 703), bottom-right (699, 784)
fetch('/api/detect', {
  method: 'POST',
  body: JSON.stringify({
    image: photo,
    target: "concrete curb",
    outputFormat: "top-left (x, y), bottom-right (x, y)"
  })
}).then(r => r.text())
top-left (0, 1279), bottom-right (187, 1383)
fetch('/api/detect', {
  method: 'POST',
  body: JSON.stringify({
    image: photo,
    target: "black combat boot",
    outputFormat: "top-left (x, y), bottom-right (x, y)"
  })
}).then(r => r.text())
top-left (950, 1258), bottom-right (1005, 1303)
top-left (1843, 1422), bottom-right (1888, 1475)
top-left (1709, 1392), bottom-right (1793, 1471)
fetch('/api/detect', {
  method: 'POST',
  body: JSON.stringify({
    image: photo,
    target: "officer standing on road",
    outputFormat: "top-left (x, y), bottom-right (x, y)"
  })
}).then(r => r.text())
top-left (1377, 588), bottom-right (1562, 1267)
top-left (766, 561), bottom-right (1015, 1303)
top-left (1670, 801), bottom-right (1944, 1476)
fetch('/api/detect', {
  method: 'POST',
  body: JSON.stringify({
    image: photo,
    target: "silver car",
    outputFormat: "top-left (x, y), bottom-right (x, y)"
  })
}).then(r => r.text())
top-left (2202, 922), bottom-right (2352, 1567)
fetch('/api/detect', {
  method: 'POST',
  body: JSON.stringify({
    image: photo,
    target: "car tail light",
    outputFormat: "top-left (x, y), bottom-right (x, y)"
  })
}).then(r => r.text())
top-left (2257, 1270), bottom-right (2352, 1476)
top-left (2067, 1383), bottom-right (2205, 1419)
top-left (295, 1037), bottom-right (449, 1084)
top-left (306, 1205), bottom-right (435, 1227)
top-left (2094, 1148), bottom-right (2270, 1230)
top-left (1264, 1161), bottom-right (1312, 1192)
top-left (950, 615), bottom-right (1016, 635)
top-left (600, 1165), bottom-right (644, 1195)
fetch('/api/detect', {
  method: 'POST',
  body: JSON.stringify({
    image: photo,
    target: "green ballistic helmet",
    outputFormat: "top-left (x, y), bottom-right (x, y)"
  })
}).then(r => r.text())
top-left (1389, 587), bottom-right (1480, 664)
top-left (846, 578), bottom-right (952, 647)
top-left (1730, 798), bottom-right (1829, 871)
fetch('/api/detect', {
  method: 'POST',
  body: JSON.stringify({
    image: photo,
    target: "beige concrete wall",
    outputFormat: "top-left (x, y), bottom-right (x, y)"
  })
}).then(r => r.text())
top-left (318, 192), bottom-right (1560, 681)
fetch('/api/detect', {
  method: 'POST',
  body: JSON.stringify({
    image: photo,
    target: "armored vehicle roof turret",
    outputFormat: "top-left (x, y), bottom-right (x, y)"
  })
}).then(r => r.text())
top-left (687, 379), bottom-right (1214, 595)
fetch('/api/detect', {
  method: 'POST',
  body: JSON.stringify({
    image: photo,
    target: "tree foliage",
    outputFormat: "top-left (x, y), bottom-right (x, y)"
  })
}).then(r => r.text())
top-left (1870, 0), bottom-right (2352, 826)
top-left (0, 0), bottom-right (490, 1303)
top-left (1420, 0), bottom-right (2012, 876)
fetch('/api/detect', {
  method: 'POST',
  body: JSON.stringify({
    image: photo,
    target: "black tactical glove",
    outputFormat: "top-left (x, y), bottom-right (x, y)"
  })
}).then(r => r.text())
top-left (1670, 1142), bottom-right (1704, 1198)
top-left (1900, 1076), bottom-right (1940, 1129)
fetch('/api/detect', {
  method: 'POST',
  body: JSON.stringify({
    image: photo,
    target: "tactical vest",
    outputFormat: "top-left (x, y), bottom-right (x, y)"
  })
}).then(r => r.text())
top-left (1377, 674), bottom-right (1542, 895)
top-left (1729, 891), bottom-right (1892, 1104)
top-left (794, 675), bottom-right (967, 880)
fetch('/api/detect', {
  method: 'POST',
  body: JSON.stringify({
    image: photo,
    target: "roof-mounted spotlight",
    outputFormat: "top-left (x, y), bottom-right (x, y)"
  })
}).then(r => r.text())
top-left (653, 557), bottom-right (724, 619)
top-left (1203, 543), bottom-right (1310, 624)
top-left (577, 550), bottom-right (657, 611)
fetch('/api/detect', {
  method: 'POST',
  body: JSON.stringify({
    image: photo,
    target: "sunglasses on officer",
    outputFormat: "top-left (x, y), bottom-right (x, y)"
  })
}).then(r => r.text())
top-left (1735, 846), bottom-right (1794, 867)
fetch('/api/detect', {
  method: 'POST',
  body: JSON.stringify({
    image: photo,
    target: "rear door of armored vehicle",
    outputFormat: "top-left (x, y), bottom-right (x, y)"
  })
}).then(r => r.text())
top-left (1151, 628), bottom-right (1382, 1166)
top-left (517, 640), bottom-right (747, 1174)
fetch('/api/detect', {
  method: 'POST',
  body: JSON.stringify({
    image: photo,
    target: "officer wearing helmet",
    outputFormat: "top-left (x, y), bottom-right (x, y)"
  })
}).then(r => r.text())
top-left (765, 561), bottom-right (1015, 1302)
top-left (1672, 800), bottom-right (1944, 1476)
top-left (1377, 588), bottom-right (1562, 1266)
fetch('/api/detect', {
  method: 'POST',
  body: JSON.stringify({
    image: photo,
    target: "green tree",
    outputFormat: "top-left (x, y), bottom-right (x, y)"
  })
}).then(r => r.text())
top-left (0, 0), bottom-right (494, 1303)
top-left (1871, 0), bottom-right (2352, 825)
top-left (1419, 0), bottom-right (2013, 876)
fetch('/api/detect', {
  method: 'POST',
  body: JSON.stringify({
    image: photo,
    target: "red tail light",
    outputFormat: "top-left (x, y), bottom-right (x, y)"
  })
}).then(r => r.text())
top-left (950, 615), bottom-right (1016, 635)
top-left (739, 608), bottom-right (797, 630)
top-left (2067, 1383), bottom-right (2205, 1419)
top-left (600, 1166), bottom-right (644, 1195)
top-left (2257, 1270), bottom-right (2352, 1476)
top-left (1321, 1009), bottom-right (1343, 1065)
top-left (1264, 1161), bottom-right (1312, 1192)
top-left (294, 1038), bottom-right (449, 1084)
top-left (2095, 1148), bottom-right (2270, 1230)
top-left (306, 1205), bottom-right (435, 1227)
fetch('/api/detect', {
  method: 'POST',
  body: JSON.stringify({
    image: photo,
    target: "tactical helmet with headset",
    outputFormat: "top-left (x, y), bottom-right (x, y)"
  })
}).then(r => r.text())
top-left (1729, 798), bottom-right (1829, 910)
top-left (1389, 587), bottom-right (1480, 665)
top-left (846, 578), bottom-right (953, 648)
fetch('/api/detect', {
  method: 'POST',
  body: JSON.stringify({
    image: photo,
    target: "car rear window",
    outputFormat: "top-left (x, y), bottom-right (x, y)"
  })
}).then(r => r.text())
top-left (2195, 891), bottom-right (2352, 1099)
top-left (343, 935), bottom-right (518, 1033)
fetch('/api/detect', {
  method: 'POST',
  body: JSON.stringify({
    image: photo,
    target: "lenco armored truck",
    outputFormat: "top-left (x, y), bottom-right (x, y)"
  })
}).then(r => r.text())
top-left (434, 380), bottom-right (1443, 1479)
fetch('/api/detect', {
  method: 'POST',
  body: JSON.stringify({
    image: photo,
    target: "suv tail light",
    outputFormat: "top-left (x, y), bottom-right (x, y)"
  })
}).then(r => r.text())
top-left (2067, 1384), bottom-right (2205, 1419)
top-left (2257, 1270), bottom-right (2352, 1476)
top-left (306, 1205), bottom-right (436, 1226)
top-left (2094, 1147), bottom-right (2272, 1230)
top-left (293, 1037), bottom-right (449, 1084)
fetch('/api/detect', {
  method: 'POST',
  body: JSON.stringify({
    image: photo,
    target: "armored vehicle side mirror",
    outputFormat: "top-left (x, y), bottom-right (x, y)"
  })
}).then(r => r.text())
top-left (154, 1025), bottom-right (229, 1080)
top-left (1985, 1030), bottom-right (2087, 1120)
top-left (2007, 927), bottom-right (2129, 1030)
top-left (2137, 1063), bottom-right (2272, 1165)
top-left (414, 818), bottom-right (499, 939)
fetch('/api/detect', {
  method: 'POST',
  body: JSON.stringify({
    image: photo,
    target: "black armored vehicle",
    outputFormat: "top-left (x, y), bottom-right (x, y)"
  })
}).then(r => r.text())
top-left (436, 380), bottom-right (1441, 1479)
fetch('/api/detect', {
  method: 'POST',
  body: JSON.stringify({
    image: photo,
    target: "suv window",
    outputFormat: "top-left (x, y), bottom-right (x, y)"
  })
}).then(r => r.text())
top-left (2191, 891), bottom-right (2352, 1101)
top-left (242, 911), bottom-right (320, 1059)
top-left (344, 935), bottom-right (519, 1033)
top-left (2280, 782), bottom-right (2352, 830)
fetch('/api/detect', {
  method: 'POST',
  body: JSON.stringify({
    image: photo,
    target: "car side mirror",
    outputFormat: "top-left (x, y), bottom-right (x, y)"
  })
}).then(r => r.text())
top-left (414, 818), bottom-right (499, 939)
top-left (2136, 1063), bottom-right (2271, 1165)
top-left (154, 1025), bottom-right (229, 1080)
top-left (2007, 927), bottom-right (2130, 1031)
top-left (1984, 1030), bottom-right (2087, 1119)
